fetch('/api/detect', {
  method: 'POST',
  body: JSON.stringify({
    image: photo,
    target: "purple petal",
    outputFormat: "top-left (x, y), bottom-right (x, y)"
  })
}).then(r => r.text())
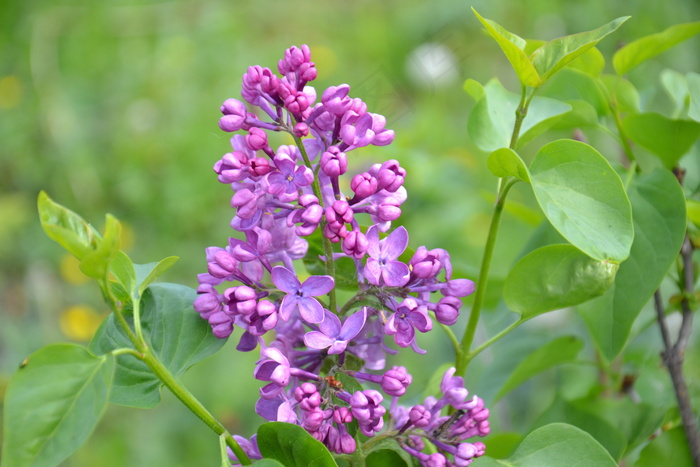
top-left (271, 266), bottom-right (300, 294)
top-left (278, 296), bottom-right (297, 321)
top-left (339, 308), bottom-right (367, 341)
top-left (382, 226), bottom-right (408, 260)
top-left (237, 331), bottom-right (258, 352)
top-left (382, 261), bottom-right (410, 287)
top-left (319, 310), bottom-right (342, 338)
top-left (364, 260), bottom-right (382, 285)
top-left (304, 331), bottom-right (335, 350)
top-left (298, 297), bottom-right (325, 324)
top-left (301, 275), bottom-right (335, 296)
top-left (365, 225), bottom-right (380, 258)
top-left (328, 340), bottom-right (349, 355)
top-left (394, 320), bottom-right (415, 348)
top-left (408, 308), bottom-right (433, 333)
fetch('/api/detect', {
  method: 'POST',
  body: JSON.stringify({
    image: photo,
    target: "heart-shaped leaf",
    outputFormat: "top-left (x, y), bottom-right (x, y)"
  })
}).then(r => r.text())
top-left (1, 344), bottom-right (114, 467)
top-left (529, 139), bottom-right (633, 262)
top-left (257, 422), bottom-right (337, 467)
top-left (472, 423), bottom-right (617, 466)
top-left (89, 283), bottom-right (226, 408)
top-left (578, 169), bottom-right (686, 360)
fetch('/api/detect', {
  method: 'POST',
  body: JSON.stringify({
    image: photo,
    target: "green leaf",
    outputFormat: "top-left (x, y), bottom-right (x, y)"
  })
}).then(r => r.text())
top-left (578, 169), bottom-right (687, 360)
top-left (531, 17), bottom-right (628, 83)
top-left (622, 113), bottom-right (700, 168)
top-left (472, 9), bottom-right (542, 87)
top-left (254, 460), bottom-right (287, 467)
top-left (636, 426), bottom-right (695, 467)
top-left (688, 72), bottom-right (700, 122)
top-left (109, 251), bottom-right (136, 294)
top-left (613, 21), bottom-right (700, 75)
top-left (661, 69), bottom-right (689, 117)
top-left (366, 449), bottom-right (409, 467)
top-left (494, 336), bottom-right (584, 401)
top-left (482, 432), bottom-right (523, 460)
top-left (365, 438), bottom-right (413, 467)
top-left (600, 75), bottom-right (640, 112)
top-left (134, 256), bottom-right (179, 296)
top-left (37, 191), bottom-right (99, 260)
top-left (688, 199), bottom-right (700, 228)
top-left (542, 68), bottom-right (610, 117)
top-left (566, 47), bottom-right (606, 76)
top-left (257, 422), bottom-right (338, 467)
top-left (89, 283), bottom-right (226, 408)
top-left (472, 423), bottom-right (617, 466)
top-left (529, 139), bottom-right (634, 262)
top-left (503, 244), bottom-right (618, 318)
top-left (531, 397), bottom-right (627, 461)
top-left (1, 344), bottom-right (114, 467)
top-left (79, 213), bottom-right (121, 279)
top-left (592, 399), bottom-right (665, 453)
top-left (467, 79), bottom-right (571, 152)
top-left (487, 148), bottom-right (530, 182)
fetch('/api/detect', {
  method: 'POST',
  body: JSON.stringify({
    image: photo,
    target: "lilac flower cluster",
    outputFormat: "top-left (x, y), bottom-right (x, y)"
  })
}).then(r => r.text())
top-left (195, 45), bottom-right (488, 465)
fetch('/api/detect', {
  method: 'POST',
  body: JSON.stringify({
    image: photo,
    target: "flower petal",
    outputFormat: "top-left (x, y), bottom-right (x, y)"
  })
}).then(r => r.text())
top-left (319, 310), bottom-right (342, 337)
top-left (366, 225), bottom-right (380, 258)
top-left (271, 266), bottom-right (300, 294)
top-left (382, 261), bottom-right (410, 287)
top-left (301, 275), bottom-right (335, 296)
top-left (304, 331), bottom-right (335, 350)
top-left (339, 308), bottom-right (367, 341)
top-left (382, 226), bottom-right (408, 260)
top-left (298, 297), bottom-right (325, 324)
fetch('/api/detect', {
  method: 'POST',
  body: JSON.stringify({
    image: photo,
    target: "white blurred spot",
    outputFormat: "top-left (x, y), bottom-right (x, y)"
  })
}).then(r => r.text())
top-left (405, 43), bottom-right (459, 88)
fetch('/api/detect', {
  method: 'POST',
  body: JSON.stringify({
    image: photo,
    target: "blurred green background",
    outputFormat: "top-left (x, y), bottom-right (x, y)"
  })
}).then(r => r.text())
top-left (1, 0), bottom-right (699, 465)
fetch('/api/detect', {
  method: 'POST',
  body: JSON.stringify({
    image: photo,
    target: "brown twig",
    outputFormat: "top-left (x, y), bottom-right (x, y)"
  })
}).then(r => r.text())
top-left (653, 234), bottom-right (700, 466)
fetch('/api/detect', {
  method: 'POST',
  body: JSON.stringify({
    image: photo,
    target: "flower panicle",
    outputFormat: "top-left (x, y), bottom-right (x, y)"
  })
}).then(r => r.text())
top-left (195, 45), bottom-right (484, 462)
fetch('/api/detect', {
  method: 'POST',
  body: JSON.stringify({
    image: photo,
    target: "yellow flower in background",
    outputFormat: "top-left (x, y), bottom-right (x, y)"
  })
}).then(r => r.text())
top-left (59, 305), bottom-right (105, 341)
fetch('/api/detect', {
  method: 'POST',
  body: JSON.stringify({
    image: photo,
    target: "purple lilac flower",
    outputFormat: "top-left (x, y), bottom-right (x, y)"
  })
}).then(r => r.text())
top-left (197, 44), bottom-right (484, 460)
top-left (227, 434), bottom-right (262, 466)
top-left (271, 266), bottom-right (333, 323)
top-left (304, 308), bottom-right (367, 354)
top-left (364, 225), bottom-right (410, 286)
top-left (385, 298), bottom-right (433, 349)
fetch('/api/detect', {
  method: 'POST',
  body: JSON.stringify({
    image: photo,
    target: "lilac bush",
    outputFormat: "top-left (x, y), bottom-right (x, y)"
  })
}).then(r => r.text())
top-left (194, 44), bottom-right (488, 465)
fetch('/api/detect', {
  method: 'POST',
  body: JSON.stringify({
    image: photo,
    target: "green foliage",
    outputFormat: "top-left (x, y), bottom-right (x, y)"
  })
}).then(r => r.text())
top-left (1, 344), bottom-right (114, 467)
top-left (529, 139), bottom-right (633, 262)
top-left (89, 283), bottom-right (225, 407)
top-left (256, 422), bottom-right (338, 467)
top-left (466, 78), bottom-right (571, 152)
top-left (622, 113), bottom-right (700, 168)
top-left (503, 244), bottom-right (617, 318)
top-left (578, 169), bottom-right (687, 360)
top-left (613, 21), bottom-right (700, 75)
top-left (531, 397), bottom-right (628, 460)
top-left (473, 9), bottom-right (627, 88)
top-left (494, 336), bottom-right (584, 401)
top-left (636, 426), bottom-right (695, 466)
top-left (487, 148), bottom-right (530, 181)
top-left (472, 423), bottom-right (618, 466)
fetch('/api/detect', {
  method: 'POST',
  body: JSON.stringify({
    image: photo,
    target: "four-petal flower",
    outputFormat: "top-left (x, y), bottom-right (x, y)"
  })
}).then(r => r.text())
top-left (271, 266), bottom-right (334, 323)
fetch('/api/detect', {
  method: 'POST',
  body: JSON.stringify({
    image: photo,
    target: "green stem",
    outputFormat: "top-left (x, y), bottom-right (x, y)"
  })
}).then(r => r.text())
top-left (456, 85), bottom-right (533, 376)
top-left (140, 353), bottom-right (251, 464)
top-left (105, 284), bottom-right (251, 465)
top-left (294, 134), bottom-right (338, 313)
top-left (466, 318), bottom-right (522, 362)
top-left (438, 322), bottom-right (463, 358)
top-left (456, 178), bottom-right (517, 376)
top-left (611, 103), bottom-right (637, 164)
